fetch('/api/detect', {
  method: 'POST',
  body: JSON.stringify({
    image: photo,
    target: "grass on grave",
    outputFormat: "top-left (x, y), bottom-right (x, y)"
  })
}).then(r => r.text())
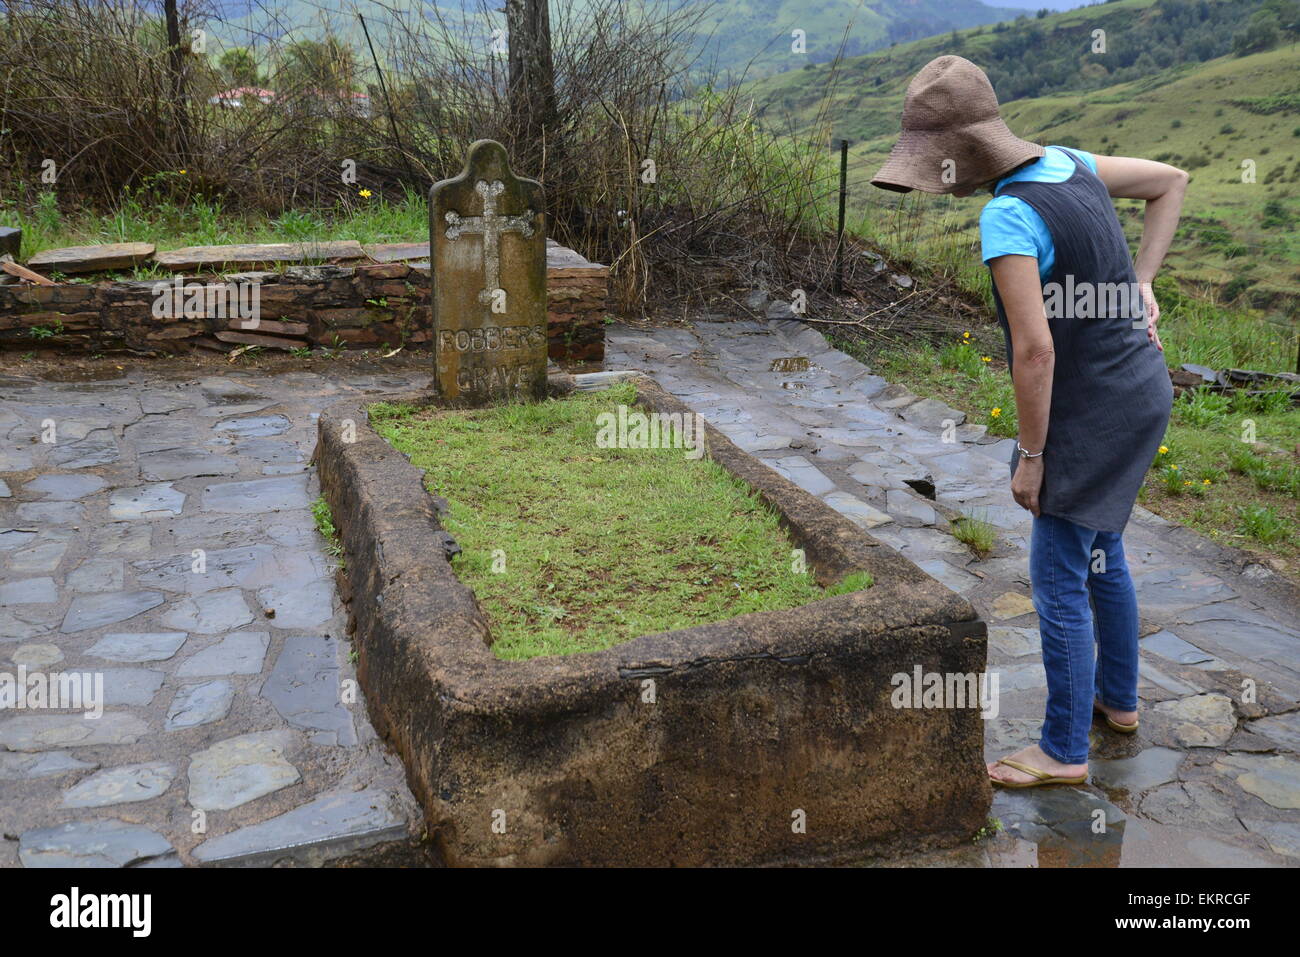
top-left (371, 383), bottom-right (872, 660)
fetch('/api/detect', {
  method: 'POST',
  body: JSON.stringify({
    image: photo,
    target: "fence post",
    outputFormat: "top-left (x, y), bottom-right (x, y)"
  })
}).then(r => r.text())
top-left (835, 138), bottom-right (849, 295)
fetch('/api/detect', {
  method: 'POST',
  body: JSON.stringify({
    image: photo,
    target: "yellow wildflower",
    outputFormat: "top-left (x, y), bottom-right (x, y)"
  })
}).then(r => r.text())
top-left (1158, 445), bottom-right (1169, 455)
top-left (990, 407), bottom-right (1002, 418)
top-left (359, 188), bottom-right (372, 198)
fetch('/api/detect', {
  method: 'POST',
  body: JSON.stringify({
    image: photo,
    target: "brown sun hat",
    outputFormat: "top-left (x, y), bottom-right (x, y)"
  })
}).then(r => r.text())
top-left (870, 55), bottom-right (1045, 194)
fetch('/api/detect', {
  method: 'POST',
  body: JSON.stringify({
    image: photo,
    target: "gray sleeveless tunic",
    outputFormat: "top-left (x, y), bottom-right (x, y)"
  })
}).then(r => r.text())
top-left (989, 151), bottom-right (1172, 534)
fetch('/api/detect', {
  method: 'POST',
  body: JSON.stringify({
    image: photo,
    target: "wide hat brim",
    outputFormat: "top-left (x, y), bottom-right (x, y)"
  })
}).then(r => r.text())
top-left (870, 116), bottom-right (1045, 194)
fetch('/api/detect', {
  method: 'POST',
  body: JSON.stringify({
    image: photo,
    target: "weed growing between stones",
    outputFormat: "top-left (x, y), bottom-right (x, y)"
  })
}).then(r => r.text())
top-left (310, 496), bottom-right (344, 568)
top-left (372, 385), bottom-right (872, 658)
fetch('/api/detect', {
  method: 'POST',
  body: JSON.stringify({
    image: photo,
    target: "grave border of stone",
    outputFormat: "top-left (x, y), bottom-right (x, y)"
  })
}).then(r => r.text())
top-left (314, 374), bottom-right (990, 867)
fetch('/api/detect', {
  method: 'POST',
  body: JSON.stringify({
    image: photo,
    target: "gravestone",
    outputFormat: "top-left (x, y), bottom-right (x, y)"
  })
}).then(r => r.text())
top-left (430, 139), bottom-right (547, 405)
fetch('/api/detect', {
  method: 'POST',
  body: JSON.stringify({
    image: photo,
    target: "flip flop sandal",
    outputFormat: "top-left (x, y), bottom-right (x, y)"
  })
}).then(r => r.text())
top-left (990, 758), bottom-right (1088, 789)
top-left (1093, 702), bottom-right (1139, 734)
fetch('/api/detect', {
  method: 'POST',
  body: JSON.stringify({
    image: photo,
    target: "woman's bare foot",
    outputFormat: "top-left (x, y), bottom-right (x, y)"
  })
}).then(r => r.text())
top-left (986, 744), bottom-right (1088, 786)
top-left (1093, 699), bottom-right (1138, 727)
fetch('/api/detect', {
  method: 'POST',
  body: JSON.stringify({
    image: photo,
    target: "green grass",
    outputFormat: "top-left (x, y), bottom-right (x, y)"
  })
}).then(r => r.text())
top-left (850, 328), bottom-right (1300, 574)
top-left (0, 179), bottom-right (429, 279)
top-left (950, 513), bottom-right (997, 558)
top-left (310, 496), bottom-right (344, 566)
top-left (371, 384), bottom-right (872, 659)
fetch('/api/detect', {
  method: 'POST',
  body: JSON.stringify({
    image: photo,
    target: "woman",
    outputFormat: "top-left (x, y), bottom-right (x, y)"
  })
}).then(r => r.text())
top-left (871, 55), bottom-right (1186, 787)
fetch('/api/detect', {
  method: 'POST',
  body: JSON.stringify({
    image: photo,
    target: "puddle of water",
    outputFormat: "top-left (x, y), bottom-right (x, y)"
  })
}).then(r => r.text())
top-left (769, 356), bottom-right (809, 373)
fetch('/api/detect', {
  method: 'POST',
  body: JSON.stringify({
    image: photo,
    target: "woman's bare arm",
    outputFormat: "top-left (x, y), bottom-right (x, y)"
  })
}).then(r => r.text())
top-left (1092, 154), bottom-right (1188, 286)
top-left (989, 253), bottom-right (1054, 515)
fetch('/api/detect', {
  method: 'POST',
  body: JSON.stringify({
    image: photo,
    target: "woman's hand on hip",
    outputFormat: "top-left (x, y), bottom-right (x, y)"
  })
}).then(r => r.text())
top-left (1139, 281), bottom-right (1163, 351)
top-left (1011, 456), bottom-right (1045, 516)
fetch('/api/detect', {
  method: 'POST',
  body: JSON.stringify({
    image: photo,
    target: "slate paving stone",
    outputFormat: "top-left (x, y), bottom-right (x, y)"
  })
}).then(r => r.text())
top-left (109, 483), bottom-right (186, 519)
top-left (885, 488), bottom-right (936, 527)
top-left (767, 456), bottom-right (837, 496)
top-left (0, 529), bottom-right (39, 550)
top-left (1149, 693), bottom-right (1237, 748)
top-left (1129, 566), bottom-right (1237, 615)
top-left (90, 522), bottom-right (153, 555)
top-left (262, 635), bottom-right (356, 746)
top-left (212, 414), bottom-right (291, 437)
top-left (992, 661), bottom-right (1048, 693)
top-left (1171, 601), bottom-right (1300, 679)
top-left (1213, 753), bottom-right (1300, 809)
top-left (988, 626), bottom-right (1040, 659)
top-left (9, 643), bottom-right (64, 667)
top-left (176, 631), bottom-right (270, 677)
top-left (993, 786), bottom-right (1127, 867)
top-left (21, 473), bottom-right (107, 500)
top-left (1244, 713), bottom-right (1300, 752)
top-left (1091, 747), bottom-right (1184, 794)
top-left (16, 501), bottom-right (85, 525)
top-left (62, 762), bottom-right (176, 808)
top-left (1139, 629), bottom-right (1218, 666)
top-left (19, 818), bottom-right (178, 868)
top-left (916, 558), bottom-right (980, 594)
top-left (822, 490), bottom-right (893, 529)
top-left (0, 751), bottom-right (97, 781)
top-left (187, 729), bottom-right (301, 811)
top-left (62, 590), bottom-right (164, 633)
top-left (45, 430), bottom-right (119, 468)
top-left (0, 713), bottom-right (149, 751)
top-left (202, 475), bottom-right (310, 513)
top-left (192, 787), bottom-right (407, 865)
top-left (87, 631), bottom-right (188, 662)
top-left (990, 591), bottom-right (1037, 621)
top-left (100, 668), bottom-right (166, 707)
top-left (160, 589), bottom-right (254, 634)
top-left (1241, 819), bottom-right (1300, 858)
top-left (1138, 659), bottom-right (1204, 697)
top-left (256, 580), bottom-right (335, 630)
top-left (134, 545), bottom-right (326, 596)
top-left (0, 577), bottom-right (60, 605)
top-left (67, 558), bottom-right (126, 593)
top-left (1140, 782), bottom-right (1244, 832)
top-left (897, 396), bottom-right (966, 430)
top-left (138, 448), bottom-right (240, 481)
top-left (0, 478), bottom-right (9, 497)
top-left (166, 680), bottom-right (236, 730)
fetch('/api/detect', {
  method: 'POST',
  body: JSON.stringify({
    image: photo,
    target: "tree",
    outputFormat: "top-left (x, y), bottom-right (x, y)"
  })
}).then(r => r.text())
top-left (219, 48), bottom-right (259, 88)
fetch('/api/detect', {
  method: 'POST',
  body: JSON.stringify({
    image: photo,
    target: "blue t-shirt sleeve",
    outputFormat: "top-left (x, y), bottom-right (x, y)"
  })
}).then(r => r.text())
top-left (980, 197), bottom-right (1043, 265)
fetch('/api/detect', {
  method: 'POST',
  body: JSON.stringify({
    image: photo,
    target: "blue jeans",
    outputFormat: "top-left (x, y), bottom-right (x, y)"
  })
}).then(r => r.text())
top-left (1029, 513), bottom-right (1140, 765)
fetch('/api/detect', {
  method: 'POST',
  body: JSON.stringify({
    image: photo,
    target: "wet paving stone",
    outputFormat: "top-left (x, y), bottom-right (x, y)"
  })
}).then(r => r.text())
top-left (0, 712), bottom-right (150, 751)
top-left (19, 818), bottom-right (178, 867)
top-left (1213, 753), bottom-right (1300, 809)
top-left (61, 590), bottom-right (164, 633)
top-left (45, 430), bottom-right (119, 468)
top-left (16, 501), bottom-right (85, 525)
top-left (62, 762), bottom-right (176, 808)
top-left (9, 642), bottom-right (64, 667)
top-left (100, 668), bottom-right (166, 706)
top-left (138, 448), bottom-right (241, 481)
top-left (255, 579), bottom-right (334, 629)
top-left (192, 787), bottom-right (407, 866)
top-left (1148, 693), bottom-right (1237, 748)
top-left (201, 475), bottom-right (310, 514)
top-left (160, 589), bottom-right (254, 634)
top-left (87, 631), bottom-right (188, 662)
top-left (66, 558), bottom-right (125, 593)
top-left (0, 577), bottom-right (60, 605)
top-left (166, 680), bottom-right (235, 730)
top-left (109, 483), bottom-right (186, 520)
top-left (988, 626), bottom-right (1040, 659)
top-left (1140, 781), bottom-right (1244, 832)
top-left (262, 635), bottom-right (356, 746)
top-left (0, 751), bottom-right (97, 781)
top-left (176, 631), bottom-right (269, 677)
top-left (1091, 746), bottom-right (1184, 794)
top-left (212, 414), bottom-right (291, 437)
top-left (187, 729), bottom-right (301, 811)
top-left (21, 473), bottom-right (107, 500)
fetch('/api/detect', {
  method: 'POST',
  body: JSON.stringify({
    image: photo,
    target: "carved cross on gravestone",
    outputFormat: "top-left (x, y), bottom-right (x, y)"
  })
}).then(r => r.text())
top-left (430, 139), bottom-right (547, 406)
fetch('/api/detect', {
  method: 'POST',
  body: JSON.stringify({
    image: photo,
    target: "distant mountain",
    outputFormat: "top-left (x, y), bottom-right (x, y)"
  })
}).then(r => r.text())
top-left (202, 0), bottom-right (1032, 81)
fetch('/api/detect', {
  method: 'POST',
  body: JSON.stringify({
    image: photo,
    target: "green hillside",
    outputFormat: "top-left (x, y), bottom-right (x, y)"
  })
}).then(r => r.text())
top-left (746, 0), bottom-right (1300, 313)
